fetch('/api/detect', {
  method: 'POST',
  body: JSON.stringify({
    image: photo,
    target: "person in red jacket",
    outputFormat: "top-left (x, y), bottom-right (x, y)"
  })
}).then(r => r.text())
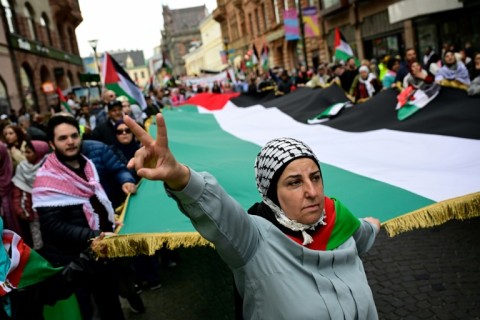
top-left (11, 140), bottom-right (50, 249)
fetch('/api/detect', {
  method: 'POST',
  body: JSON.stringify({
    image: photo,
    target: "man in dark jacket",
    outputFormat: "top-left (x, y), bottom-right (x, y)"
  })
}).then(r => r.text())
top-left (82, 139), bottom-right (136, 208)
top-left (32, 115), bottom-right (128, 320)
top-left (91, 100), bottom-right (123, 145)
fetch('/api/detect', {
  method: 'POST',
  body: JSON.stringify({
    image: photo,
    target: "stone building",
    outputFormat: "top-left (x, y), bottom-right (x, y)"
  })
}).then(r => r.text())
top-left (0, 0), bottom-right (83, 114)
top-left (161, 5), bottom-right (208, 76)
top-left (184, 14), bottom-right (226, 76)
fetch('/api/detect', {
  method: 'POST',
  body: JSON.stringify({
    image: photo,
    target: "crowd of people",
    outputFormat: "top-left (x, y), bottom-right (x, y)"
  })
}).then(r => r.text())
top-left (162, 41), bottom-right (479, 103)
top-left (0, 89), bottom-right (171, 319)
top-left (0, 40), bottom-right (477, 319)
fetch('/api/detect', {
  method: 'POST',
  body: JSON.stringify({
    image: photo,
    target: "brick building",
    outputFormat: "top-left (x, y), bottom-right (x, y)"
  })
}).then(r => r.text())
top-left (213, 0), bottom-right (480, 73)
top-left (0, 0), bottom-right (83, 114)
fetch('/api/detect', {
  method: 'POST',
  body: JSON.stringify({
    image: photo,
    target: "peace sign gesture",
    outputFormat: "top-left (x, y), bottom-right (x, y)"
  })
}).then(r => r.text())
top-left (123, 114), bottom-right (190, 190)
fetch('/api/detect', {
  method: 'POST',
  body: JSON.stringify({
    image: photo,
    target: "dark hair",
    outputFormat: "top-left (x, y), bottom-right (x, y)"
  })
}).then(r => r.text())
top-left (386, 57), bottom-right (400, 70)
top-left (3, 124), bottom-right (26, 148)
top-left (47, 115), bottom-right (80, 142)
top-left (107, 100), bottom-right (122, 111)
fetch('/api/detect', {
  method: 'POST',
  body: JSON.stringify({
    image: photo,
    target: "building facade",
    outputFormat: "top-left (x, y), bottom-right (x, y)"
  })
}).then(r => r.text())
top-left (161, 5), bottom-right (208, 76)
top-left (0, 0), bottom-right (83, 114)
top-left (184, 14), bottom-right (225, 76)
top-left (213, 0), bottom-right (479, 73)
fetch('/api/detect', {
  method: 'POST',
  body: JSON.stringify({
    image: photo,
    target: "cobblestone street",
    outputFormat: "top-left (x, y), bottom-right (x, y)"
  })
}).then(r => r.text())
top-left (124, 217), bottom-right (480, 320)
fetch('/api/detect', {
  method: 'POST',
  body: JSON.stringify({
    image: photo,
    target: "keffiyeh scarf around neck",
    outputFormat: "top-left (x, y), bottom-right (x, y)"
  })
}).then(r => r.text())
top-left (11, 155), bottom-right (47, 193)
top-left (359, 73), bottom-right (377, 97)
top-left (32, 153), bottom-right (114, 230)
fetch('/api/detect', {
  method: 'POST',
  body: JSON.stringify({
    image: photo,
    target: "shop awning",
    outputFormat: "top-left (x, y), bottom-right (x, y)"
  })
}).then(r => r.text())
top-left (388, 0), bottom-right (463, 24)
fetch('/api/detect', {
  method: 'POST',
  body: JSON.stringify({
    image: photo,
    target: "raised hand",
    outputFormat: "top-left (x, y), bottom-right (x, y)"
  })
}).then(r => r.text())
top-left (123, 114), bottom-right (190, 190)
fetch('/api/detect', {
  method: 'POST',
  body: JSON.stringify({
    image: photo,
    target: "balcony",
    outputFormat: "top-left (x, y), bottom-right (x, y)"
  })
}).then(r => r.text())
top-left (213, 5), bottom-right (226, 23)
top-left (49, 0), bottom-right (82, 25)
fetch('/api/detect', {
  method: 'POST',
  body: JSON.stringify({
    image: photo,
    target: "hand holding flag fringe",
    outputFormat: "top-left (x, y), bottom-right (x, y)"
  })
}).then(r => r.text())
top-left (102, 52), bottom-right (147, 110)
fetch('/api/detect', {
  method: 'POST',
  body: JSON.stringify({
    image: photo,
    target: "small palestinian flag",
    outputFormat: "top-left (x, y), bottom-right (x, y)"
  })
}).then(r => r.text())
top-left (307, 101), bottom-right (353, 124)
top-left (55, 87), bottom-right (72, 114)
top-left (102, 53), bottom-right (147, 110)
top-left (396, 85), bottom-right (441, 120)
top-left (334, 28), bottom-right (354, 63)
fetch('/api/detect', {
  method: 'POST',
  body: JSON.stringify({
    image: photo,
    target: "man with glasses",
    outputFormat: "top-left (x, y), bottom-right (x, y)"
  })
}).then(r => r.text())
top-left (91, 100), bottom-right (123, 146)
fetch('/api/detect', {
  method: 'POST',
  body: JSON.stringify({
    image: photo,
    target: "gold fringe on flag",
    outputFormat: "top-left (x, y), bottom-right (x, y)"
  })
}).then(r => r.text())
top-left (92, 186), bottom-right (479, 257)
top-left (383, 192), bottom-right (480, 237)
top-left (92, 232), bottom-right (213, 259)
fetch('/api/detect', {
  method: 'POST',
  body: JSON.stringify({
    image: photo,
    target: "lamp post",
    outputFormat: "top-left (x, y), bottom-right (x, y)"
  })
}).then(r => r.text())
top-left (88, 39), bottom-right (100, 74)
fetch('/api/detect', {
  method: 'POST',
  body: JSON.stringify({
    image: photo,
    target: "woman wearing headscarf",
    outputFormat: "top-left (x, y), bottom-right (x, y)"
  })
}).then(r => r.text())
top-left (0, 143), bottom-right (22, 237)
top-left (2, 124), bottom-right (26, 169)
top-left (110, 119), bottom-right (141, 184)
top-left (11, 140), bottom-right (50, 249)
top-left (435, 50), bottom-right (471, 89)
top-left (123, 114), bottom-right (381, 319)
top-left (350, 65), bottom-right (382, 103)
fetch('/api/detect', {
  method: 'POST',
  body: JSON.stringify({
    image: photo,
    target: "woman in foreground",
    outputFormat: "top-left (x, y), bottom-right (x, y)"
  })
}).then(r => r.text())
top-left (124, 114), bottom-right (381, 320)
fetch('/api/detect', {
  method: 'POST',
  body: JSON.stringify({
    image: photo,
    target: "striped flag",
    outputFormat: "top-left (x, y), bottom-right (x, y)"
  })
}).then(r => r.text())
top-left (102, 52), bottom-right (147, 110)
top-left (102, 86), bottom-right (480, 258)
top-left (261, 44), bottom-right (269, 71)
top-left (251, 45), bottom-right (260, 65)
top-left (55, 87), bottom-right (72, 114)
top-left (334, 28), bottom-right (354, 63)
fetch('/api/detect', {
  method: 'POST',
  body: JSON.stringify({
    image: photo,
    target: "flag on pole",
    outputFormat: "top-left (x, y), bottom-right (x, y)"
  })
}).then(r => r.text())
top-left (102, 52), bottom-right (147, 110)
top-left (161, 51), bottom-right (173, 75)
top-left (55, 87), bottom-right (72, 114)
top-left (220, 51), bottom-right (228, 65)
top-left (261, 44), bottom-right (269, 71)
top-left (334, 28), bottom-right (354, 63)
top-left (284, 9), bottom-right (300, 41)
top-left (302, 7), bottom-right (320, 37)
top-left (251, 45), bottom-right (260, 65)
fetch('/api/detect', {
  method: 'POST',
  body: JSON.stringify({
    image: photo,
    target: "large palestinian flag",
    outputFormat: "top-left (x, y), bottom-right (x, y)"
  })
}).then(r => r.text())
top-left (101, 85), bottom-right (480, 258)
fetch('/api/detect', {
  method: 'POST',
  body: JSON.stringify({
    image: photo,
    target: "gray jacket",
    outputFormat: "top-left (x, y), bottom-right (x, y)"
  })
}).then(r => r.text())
top-left (168, 170), bottom-right (379, 320)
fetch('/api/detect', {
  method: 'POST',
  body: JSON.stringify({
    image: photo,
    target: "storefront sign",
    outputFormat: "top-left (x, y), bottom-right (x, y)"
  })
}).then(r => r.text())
top-left (41, 81), bottom-right (55, 94)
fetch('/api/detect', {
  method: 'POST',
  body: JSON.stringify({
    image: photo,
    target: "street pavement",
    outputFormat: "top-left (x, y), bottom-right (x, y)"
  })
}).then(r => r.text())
top-left (123, 217), bottom-right (480, 320)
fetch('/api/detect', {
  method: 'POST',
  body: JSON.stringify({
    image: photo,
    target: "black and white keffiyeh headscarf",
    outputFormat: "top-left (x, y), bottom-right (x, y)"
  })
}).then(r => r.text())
top-left (254, 138), bottom-right (326, 244)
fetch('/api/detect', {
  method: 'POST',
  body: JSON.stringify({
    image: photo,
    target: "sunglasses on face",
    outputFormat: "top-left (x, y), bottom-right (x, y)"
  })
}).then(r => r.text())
top-left (116, 128), bottom-right (131, 135)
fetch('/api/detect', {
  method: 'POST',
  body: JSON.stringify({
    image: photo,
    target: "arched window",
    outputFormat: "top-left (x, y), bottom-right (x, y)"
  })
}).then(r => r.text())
top-left (20, 63), bottom-right (38, 112)
top-left (0, 77), bottom-right (11, 114)
top-left (57, 23), bottom-right (66, 51)
top-left (67, 27), bottom-right (77, 54)
top-left (24, 3), bottom-right (37, 40)
top-left (40, 12), bottom-right (53, 45)
top-left (1, 0), bottom-right (18, 33)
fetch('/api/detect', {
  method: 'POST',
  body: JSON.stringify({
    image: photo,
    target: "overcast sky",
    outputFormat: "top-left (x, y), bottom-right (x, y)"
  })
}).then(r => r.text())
top-left (76, 0), bottom-right (218, 59)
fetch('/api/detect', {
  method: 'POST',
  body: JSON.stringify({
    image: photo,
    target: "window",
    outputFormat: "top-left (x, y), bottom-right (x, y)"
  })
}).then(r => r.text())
top-left (0, 77), bottom-right (10, 115)
top-left (141, 71), bottom-right (145, 78)
top-left (322, 0), bottom-right (340, 9)
top-left (57, 23), bottom-right (66, 50)
top-left (1, 0), bottom-right (17, 33)
top-left (249, 13), bottom-right (254, 36)
top-left (40, 13), bottom-right (53, 45)
top-left (272, 0), bottom-right (280, 25)
top-left (255, 8), bottom-right (261, 35)
top-left (24, 3), bottom-right (37, 40)
top-left (68, 27), bottom-right (76, 54)
top-left (262, 3), bottom-right (268, 30)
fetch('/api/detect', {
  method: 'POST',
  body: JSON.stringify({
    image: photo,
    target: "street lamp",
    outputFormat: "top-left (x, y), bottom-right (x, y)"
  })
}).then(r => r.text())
top-left (88, 39), bottom-right (101, 74)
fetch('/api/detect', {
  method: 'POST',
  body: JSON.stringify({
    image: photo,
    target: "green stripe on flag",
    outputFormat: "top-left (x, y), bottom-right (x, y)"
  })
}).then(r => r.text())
top-left (120, 108), bottom-right (434, 235)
